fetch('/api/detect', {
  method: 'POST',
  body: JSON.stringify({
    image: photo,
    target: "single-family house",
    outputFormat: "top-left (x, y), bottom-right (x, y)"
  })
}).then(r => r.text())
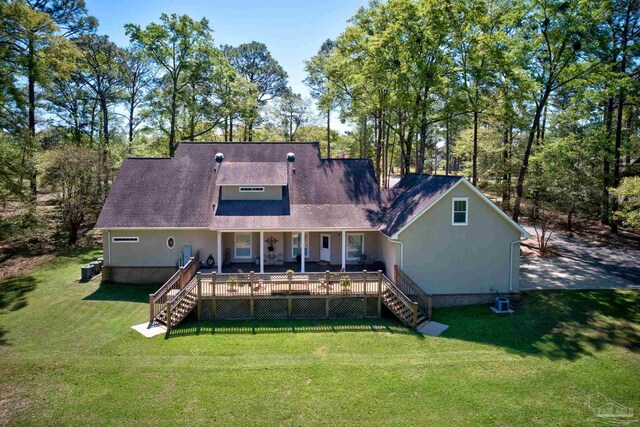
top-left (95, 142), bottom-right (528, 328)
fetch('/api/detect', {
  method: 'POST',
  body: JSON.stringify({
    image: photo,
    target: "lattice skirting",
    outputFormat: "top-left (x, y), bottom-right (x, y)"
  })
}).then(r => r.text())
top-left (200, 296), bottom-right (381, 321)
top-left (254, 299), bottom-right (288, 319)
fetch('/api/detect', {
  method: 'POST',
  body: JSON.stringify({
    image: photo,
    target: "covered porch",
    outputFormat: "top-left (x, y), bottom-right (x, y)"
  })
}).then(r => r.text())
top-left (214, 230), bottom-right (382, 274)
top-left (211, 262), bottom-right (377, 274)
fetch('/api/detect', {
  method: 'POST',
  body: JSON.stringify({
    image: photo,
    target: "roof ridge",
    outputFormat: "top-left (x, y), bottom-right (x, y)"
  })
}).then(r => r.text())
top-left (125, 157), bottom-right (172, 160)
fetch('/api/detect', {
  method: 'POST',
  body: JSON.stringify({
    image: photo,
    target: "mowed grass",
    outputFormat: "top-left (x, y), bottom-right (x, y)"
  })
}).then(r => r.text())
top-left (1, 248), bottom-right (639, 426)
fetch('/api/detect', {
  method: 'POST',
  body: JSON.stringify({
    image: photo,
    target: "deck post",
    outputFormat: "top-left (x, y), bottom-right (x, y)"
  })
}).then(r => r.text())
top-left (363, 270), bottom-right (367, 295)
top-left (377, 271), bottom-right (383, 317)
top-left (212, 272), bottom-right (217, 320)
top-left (179, 267), bottom-right (184, 288)
top-left (149, 294), bottom-right (154, 323)
top-left (325, 271), bottom-right (330, 295)
top-left (250, 271), bottom-right (255, 318)
top-left (165, 302), bottom-right (172, 332)
top-left (326, 297), bottom-right (330, 319)
top-left (412, 302), bottom-right (419, 327)
top-left (259, 232), bottom-right (264, 273)
top-left (300, 231), bottom-right (306, 273)
top-left (217, 231), bottom-right (222, 274)
top-left (393, 264), bottom-right (398, 283)
top-left (196, 272), bottom-right (202, 321)
top-left (362, 270), bottom-right (367, 317)
top-left (287, 271), bottom-right (292, 319)
top-left (341, 231), bottom-right (346, 270)
top-left (427, 295), bottom-right (432, 321)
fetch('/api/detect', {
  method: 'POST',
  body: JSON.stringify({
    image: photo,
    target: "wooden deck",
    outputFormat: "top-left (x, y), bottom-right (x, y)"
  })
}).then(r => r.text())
top-left (199, 271), bottom-right (383, 298)
top-left (151, 263), bottom-right (432, 331)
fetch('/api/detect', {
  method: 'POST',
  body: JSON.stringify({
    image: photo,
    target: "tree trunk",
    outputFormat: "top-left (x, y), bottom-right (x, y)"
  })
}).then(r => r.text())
top-left (374, 112), bottom-right (382, 186)
top-left (611, 7), bottom-right (631, 234)
top-left (248, 120), bottom-right (254, 142)
top-left (445, 118), bottom-right (450, 176)
top-left (101, 97), bottom-right (110, 192)
top-left (472, 110), bottom-right (478, 186)
top-left (512, 88), bottom-right (551, 222)
top-left (602, 97), bottom-right (614, 225)
top-left (326, 108), bottom-right (331, 158)
top-left (169, 77), bottom-right (178, 157)
top-left (28, 37), bottom-right (37, 198)
top-left (416, 108), bottom-right (427, 174)
top-left (229, 116), bottom-right (233, 142)
top-left (501, 128), bottom-right (511, 210)
top-left (612, 91), bottom-right (624, 234)
top-left (128, 97), bottom-right (135, 143)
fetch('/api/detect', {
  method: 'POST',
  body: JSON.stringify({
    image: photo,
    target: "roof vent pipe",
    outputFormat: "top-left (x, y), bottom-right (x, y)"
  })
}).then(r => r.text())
top-left (287, 152), bottom-right (295, 174)
top-left (215, 152), bottom-right (224, 163)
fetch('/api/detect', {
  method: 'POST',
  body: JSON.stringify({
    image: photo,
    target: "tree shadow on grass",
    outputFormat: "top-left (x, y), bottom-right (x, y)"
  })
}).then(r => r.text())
top-left (83, 282), bottom-right (157, 304)
top-left (0, 327), bottom-right (8, 346)
top-left (165, 318), bottom-right (424, 339)
top-left (436, 290), bottom-right (640, 361)
top-left (0, 275), bottom-right (37, 313)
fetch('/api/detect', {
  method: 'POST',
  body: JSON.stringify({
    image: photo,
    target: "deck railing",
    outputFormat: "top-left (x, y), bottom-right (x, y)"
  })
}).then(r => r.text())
top-left (199, 270), bottom-right (384, 297)
top-left (149, 267), bottom-right (426, 329)
top-left (149, 252), bottom-right (200, 323)
top-left (394, 265), bottom-right (432, 321)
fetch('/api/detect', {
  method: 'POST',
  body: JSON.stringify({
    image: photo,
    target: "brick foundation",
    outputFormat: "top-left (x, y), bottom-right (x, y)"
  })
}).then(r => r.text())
top-left (431, 292), bottom-right (521, 308)
top-left (102, 266), bottom-right (177, 284)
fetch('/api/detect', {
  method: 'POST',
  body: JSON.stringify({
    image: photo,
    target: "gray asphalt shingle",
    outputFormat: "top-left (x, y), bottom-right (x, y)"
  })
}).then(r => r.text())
top-left (95, 142), bottom-right (462, 233)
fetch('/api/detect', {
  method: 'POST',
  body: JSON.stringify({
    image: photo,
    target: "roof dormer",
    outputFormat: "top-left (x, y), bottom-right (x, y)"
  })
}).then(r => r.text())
top-left (216, 161), bottom-right (288, 201)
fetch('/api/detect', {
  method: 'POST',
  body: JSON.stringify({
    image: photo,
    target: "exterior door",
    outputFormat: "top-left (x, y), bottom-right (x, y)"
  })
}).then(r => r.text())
top-left (320, 234), bottom-right (331, 262)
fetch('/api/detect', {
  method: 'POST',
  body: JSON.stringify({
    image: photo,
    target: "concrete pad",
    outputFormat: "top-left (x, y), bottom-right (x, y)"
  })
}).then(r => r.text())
top-left (417, 321), bottom-right (449, 337)
top-left (490, 307), bottom-right (514, 314)
top-left (132, 322), bottom-right (166, 338)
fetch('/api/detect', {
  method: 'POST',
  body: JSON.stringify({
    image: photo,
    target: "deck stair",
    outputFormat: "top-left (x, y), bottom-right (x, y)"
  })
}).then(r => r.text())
top-left (155, 276), bottom-right (198, 329)
top-left (148, 259), bottom-right (432, 330)
top-left (380, 273), bottom-right (429, 328)
top-left (149, 253), bottom-right (200, 330)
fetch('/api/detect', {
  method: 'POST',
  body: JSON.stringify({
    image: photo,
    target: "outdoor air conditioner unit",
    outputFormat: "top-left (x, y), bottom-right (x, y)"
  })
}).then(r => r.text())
top-left (495, 296), bottom-right (510, 312)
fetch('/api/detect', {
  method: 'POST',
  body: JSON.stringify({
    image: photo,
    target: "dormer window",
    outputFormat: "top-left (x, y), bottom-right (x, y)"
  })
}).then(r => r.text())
top-left (239, 187), bottom-right (265, 193)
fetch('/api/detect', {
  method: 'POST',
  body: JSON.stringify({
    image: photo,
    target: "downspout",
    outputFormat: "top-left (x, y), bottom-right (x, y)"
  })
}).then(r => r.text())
top-left (508, 239), bottom-right (520, 292)
top-left (388, 237), bottom-right (404, 270)
top-left (107, 230), bottom-right (112, 265)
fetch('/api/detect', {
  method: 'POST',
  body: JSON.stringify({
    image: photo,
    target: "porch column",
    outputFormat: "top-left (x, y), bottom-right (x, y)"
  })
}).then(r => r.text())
top-left (217, 231), bottom-right (222, 274)
top-left (341, 230), bottom-right (346, 270)
top-left (300, 231), bottom-right (306, 273)
top-left (259, 231), bottom-right (264, 273)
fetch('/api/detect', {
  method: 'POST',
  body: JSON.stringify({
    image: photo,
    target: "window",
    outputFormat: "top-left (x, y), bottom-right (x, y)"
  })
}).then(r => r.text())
top-left (234, 233), bottom-right (252, 258)
top-left (346, 233), bottom-right (364, 260)
top-left (239, 187), bottom-right (265, 193)
top-left (166, 237), bottom-right (175, 249)
top-left (452, 197), bottom-right (468, 226)
top-left (112, 237), bottom-right (138, 243)
top-left (291, 232), bottom-right (309, 258)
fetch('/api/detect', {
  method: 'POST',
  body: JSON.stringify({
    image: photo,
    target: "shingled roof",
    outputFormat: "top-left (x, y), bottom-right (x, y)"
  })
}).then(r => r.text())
top-left (378, 174), bottom-right (463, 237)
top-left (95, 142), bottom-right (486, 233)
top-left (95, 142), bottom-right (382, 230)
top-left (216, 162), bottom-right (288, 186)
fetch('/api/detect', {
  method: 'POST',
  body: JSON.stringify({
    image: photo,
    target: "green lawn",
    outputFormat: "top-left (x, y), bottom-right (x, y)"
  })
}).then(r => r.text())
top-left (1, 248), bottom-right (639, 425)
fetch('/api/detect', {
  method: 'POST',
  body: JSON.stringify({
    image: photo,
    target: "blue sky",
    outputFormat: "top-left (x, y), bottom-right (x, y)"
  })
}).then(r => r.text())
top-left (85, 0), bottom-right (367, 131)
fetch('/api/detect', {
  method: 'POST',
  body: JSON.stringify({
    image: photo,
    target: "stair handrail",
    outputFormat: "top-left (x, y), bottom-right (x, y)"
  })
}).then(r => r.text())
top-left (394, 266), bottom-right (432, 321)
top-left (149, 252), bottom-right (200, 323)
top-left (165, 275), bottom-right (199, 330)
